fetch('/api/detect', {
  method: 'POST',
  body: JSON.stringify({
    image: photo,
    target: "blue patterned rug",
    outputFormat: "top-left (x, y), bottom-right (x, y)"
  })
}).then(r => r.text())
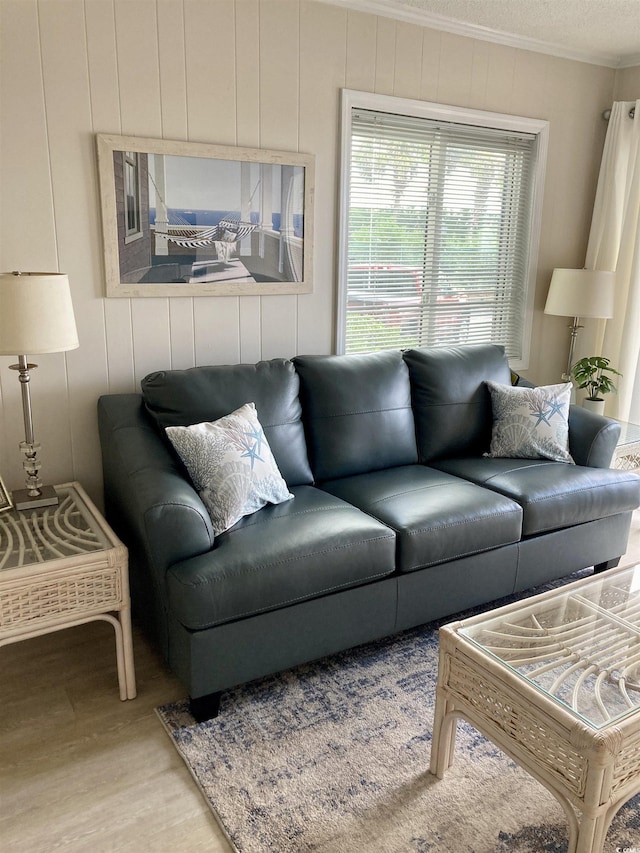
top-left (157, 572), bottom-right (640, 852)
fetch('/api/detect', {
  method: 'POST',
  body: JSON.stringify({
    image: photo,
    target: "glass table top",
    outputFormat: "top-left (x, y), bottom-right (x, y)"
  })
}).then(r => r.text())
top-left (460, 566), bottom-right (640, 729)
top-left (614, 418), bottom-right (640, 447)
top-left (0, 484), bottom-right (110, 570)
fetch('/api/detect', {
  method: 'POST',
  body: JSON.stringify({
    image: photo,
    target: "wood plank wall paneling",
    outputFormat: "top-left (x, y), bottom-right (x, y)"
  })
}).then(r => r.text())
top-left (394, 22), bottom-right (425, 101)
top-left (420, 27), bottom-right (442, 102)
top-left (0, 0), bottom-right (622, 507)
top-left (235, 0), bottom-right (261, 150)
top-left (235, 0), bottom-right (262, 362)
top-left (85, 1), bottom-right (136, 398)
top-left (0, 2), bottom-right (54, 493)
top-left (374, 15), bottom-right (397, 95)
top-left (345, 11), bottom-right (377, 93)
top-left (39, 1), bottom-right (110, 494)
top-left (299, 1), bottom-right (346, 353)
top-left (157, 0), bottom-right (188, 140)
top-left (258, 0), bottom-right (301, 358)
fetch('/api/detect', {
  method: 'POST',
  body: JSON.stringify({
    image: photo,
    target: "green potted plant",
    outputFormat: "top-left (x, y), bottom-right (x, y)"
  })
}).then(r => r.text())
top-left (570, 355), bottom-right (621, 414)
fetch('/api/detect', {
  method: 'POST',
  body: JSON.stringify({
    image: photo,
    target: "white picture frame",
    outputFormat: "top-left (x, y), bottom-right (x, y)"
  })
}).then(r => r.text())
top-left (96, 134), bottom-right (314, 298)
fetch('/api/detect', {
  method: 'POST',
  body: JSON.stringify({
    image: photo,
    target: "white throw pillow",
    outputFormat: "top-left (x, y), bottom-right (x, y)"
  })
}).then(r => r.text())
top-left (166, 402), bottom-right (293, 535)
top-left (485, 381), bottom-right (574, 464)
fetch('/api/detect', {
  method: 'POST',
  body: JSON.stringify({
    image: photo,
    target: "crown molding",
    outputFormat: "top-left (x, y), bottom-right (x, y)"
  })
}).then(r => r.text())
top-left (317, 0), bottom-right (627, 68)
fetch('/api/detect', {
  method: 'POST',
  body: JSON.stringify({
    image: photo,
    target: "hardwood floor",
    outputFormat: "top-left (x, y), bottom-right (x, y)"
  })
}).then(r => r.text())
top-left (0, 622), bottom-right (230, 852)
top-left (2, 509), bottom-right (640, 852)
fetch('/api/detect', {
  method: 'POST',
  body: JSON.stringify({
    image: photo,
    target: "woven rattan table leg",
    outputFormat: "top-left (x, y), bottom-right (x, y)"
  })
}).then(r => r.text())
top-left (97, 614), bottom-right (128, 700)
top-left (430, 691), bottom-right (457, 778)
top-left (574, 813), bottom-right (608, 853)
top-left (97, 613), bottom-right (136, 701)
top-left (120, 602), bottom-right (137, 699)
top-left (576, 797), bottom-right (627, 853)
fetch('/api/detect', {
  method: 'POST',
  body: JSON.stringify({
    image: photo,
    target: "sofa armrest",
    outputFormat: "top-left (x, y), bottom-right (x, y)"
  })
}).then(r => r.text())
top-left (97, 394), bottom-right (214, 579)
top-left (568, 405), bottom-right (621, 468)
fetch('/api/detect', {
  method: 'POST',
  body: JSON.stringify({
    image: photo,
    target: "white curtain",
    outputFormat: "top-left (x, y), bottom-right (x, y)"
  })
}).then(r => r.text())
top-left (585, 99), bottom-right (640, 420)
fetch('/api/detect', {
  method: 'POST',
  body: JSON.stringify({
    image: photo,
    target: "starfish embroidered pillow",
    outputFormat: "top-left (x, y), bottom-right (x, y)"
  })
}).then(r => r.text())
top-left (485, 381), bottom-right (574, 464)
top-left (165, 402), bottom-right (293, 535)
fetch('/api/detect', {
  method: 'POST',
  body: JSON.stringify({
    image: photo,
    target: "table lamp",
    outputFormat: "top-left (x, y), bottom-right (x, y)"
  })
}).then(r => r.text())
top-left (544, 268), bottom-right (615, 381)
top-left (0, 271), bottom-right (79, 510)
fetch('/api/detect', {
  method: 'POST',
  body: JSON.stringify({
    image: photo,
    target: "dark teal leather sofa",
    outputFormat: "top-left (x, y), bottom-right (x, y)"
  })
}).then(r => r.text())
top-left (97, 344), bottom-right (640, 720)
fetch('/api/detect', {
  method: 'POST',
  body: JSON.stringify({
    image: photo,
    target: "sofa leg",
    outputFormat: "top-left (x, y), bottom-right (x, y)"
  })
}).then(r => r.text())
top-left (189, 691), bottom-right (222, 722)
top-left (594, 557), bottom-right (621, 574)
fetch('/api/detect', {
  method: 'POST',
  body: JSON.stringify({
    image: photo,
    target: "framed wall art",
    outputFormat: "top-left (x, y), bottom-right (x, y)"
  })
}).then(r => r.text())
top-left (96, 134), bottom-right (314, 297)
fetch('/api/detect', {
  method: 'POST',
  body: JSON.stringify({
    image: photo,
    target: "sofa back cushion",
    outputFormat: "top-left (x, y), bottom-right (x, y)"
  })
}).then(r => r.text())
top-left (141, 359), bottom-right (313, 486)
top-left (403, 344), bottom-right (511, 462)
top-left (294, 350), bottom-right (418, 481)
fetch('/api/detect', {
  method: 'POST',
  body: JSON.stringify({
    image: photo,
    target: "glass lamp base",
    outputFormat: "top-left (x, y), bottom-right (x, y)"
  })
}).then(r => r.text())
top-left (12, 484), bottom-right (59, 511)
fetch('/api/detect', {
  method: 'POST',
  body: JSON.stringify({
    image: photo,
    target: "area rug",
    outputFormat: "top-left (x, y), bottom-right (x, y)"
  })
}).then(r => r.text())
top-left (157, 574), bottom-right (640, 852)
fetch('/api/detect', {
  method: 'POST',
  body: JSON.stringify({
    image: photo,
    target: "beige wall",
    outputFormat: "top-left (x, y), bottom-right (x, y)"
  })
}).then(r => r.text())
top-left (0, 0), bottom-right (635, 504)
top-left (614, 65), bottom-right (640, 99)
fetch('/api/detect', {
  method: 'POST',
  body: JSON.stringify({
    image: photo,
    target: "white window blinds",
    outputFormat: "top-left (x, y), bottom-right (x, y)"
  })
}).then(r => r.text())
top-left (340, 100), bottom-right (546, 366)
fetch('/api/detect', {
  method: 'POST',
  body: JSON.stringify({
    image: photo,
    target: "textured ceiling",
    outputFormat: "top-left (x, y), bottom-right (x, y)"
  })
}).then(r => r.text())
top-left (325, 0), bottom-right (640, 67)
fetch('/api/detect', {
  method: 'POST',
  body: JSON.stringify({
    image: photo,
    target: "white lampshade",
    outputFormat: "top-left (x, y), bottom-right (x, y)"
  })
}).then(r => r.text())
top-left (544, 268), bottom-right (615, 320)
top-left (0, 271), bottom-right (79, 355)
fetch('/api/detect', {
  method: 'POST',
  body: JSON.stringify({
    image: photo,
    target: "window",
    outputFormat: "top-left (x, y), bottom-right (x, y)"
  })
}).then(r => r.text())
top-left (124, 151), bottom-right (142, 242)
top-left (338, 91), bottom-right (548, 370)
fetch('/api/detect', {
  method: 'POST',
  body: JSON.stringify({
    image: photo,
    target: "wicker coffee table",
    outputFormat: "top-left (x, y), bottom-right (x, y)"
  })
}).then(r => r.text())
top-left (430, 565), bottom-right (640, 853)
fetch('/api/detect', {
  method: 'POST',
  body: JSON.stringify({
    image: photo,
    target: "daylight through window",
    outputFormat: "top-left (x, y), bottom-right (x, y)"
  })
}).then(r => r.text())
top-left (339, 94), bottom-right (548, 369)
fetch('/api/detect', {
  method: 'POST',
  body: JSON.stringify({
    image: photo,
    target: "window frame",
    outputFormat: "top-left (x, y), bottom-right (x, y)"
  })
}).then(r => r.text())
top-left (123, 150), bottom-right (143, 244)
top-left (337, 89), bottom-right (549, 371)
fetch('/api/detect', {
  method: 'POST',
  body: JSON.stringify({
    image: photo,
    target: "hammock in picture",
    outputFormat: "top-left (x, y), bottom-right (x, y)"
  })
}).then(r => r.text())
top-left (149, 166), bottom-right (260, 262)
top-left (149, 170), bottom-right (261, 254)
top-left (155, 217), bottom-right (259, 249)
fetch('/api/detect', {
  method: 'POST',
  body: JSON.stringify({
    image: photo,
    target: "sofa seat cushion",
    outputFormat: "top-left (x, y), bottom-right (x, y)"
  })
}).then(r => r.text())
top-left (432, 457), bottom-right (640, 536)
top-left (319, 465), bottom-right (522, 572)
top-left (165, 485), bottom-right (396, 630)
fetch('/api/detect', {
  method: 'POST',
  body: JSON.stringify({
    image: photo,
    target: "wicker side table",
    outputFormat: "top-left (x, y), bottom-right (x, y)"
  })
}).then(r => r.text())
top-left (0, 481), bottom-right (136, 701)
top-left (612, 419), bottom-right (640, 470)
